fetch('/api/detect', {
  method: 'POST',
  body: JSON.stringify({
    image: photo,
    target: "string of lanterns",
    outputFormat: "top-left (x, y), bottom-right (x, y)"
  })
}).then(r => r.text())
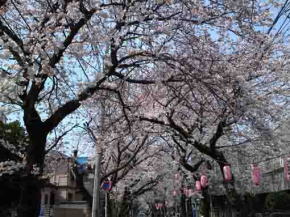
top-left (154, 155), bottom-right (290, 209)
top-left (169, 156), bottom-right (290, 197)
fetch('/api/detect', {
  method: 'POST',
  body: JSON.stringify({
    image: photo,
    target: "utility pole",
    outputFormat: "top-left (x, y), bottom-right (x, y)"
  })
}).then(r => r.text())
top-left (105, 192), bottom-right (108, 217)
top-left (89, 103), bottom-right (105, 217)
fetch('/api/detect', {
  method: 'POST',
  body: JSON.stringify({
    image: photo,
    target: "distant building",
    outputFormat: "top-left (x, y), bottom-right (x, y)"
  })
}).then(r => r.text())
top-left (41, 151), bottom-right (92, 217)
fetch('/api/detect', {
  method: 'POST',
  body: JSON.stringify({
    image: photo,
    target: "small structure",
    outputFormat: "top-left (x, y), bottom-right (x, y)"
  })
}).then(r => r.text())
top-left (40, 151), bottom-right (92, 217)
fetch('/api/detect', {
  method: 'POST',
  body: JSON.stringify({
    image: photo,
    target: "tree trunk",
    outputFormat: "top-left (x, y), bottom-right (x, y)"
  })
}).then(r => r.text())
top-left (201, 191), bottom-right (210, 217)
top-left (19, 107), bottom-right (49, 217)
top-left (17, 175), bottom-right (41, 217)
top-left (118, 188), bottom-right (131, 217)
top-left (180, 194), bottom-right (187, 217)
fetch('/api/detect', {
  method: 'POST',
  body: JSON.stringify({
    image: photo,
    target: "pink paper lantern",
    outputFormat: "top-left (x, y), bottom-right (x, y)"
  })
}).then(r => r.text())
top-left (165, 201), bottom-right (169, 207)
top-left (155, 203), bottom-right (159, 209)
top-left (155, 203), bottom-right (163, 210)
top-left (187, 189), bottom-right (194, 197)
top-left (174, 173), bottom-right (180, 183)
top-left (200, 175), bottom-right (208, 188)
top-left (251, 164), bottom-right (261, 185)
top-left (195, 180), bottom-right (202, 191)
top-left (174, 173), bottom-right (179, 180)
top-left (182, 188), bottom-right (188, 195)
top-left (173, 190), bottom-right (177, 196)
top-left (284, 157), bottom-right (290, 181)
top-left (223, 165), bottom-right (232, 182)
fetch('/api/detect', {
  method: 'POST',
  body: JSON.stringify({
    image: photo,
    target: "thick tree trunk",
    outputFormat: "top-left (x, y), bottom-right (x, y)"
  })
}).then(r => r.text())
top-left (17, 131), bottom-right (47, 217)
top-left (18, 106), bottom-right (49, 217)
top-left (17, 175), bottom-right (42, 217)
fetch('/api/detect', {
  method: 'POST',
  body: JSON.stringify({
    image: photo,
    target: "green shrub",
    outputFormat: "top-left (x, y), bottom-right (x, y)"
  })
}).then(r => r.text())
top-left (265, 192), bottom-right (290, 210)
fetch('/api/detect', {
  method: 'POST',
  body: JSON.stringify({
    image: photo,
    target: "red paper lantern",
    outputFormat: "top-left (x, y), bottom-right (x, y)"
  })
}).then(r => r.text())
top-left (223, 165), bottom-right (232, 182)
top-left (251, 164), bottom-right (261, 185)
top-left (200, 175), bottom-right (208, 188)
top-left (195, 180), bottom-right (202, 191)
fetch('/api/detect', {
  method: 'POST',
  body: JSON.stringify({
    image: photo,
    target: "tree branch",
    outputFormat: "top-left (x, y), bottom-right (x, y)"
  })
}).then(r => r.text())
top-left (209, 119), bottom-right (226, 150)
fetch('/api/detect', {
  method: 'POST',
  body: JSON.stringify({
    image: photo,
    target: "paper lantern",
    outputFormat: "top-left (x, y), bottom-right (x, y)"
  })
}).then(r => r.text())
top-left (186, 189), bottom-right (194, 197)
top-left (174, 173), bottom-right (180, 183)
top-left (173, 190), bottom-right (177, 196)
top-left (165, 201), bottom-right (169, 207)
top-left (195, 180), bottom-right (202, 191)
top-left (223, 165), bottom-right (232, 182)
top-left (174, 173), bottom-right (179, 179)
top-left (251, 164), bottom-right (261, 185)
top-left (182, 188), bottom-right (188, 196)
top-left (155, 203), bottom-right (159, 209)
top-left (284, 157), bottom-right (290, 181)
top-left (155, 203), bottom-right (163, 210)
top-left (200, 175), bottom-right (208, 188)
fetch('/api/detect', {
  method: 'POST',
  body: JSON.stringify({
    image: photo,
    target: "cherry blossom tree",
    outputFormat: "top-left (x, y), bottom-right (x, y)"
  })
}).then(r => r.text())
top-left (0, 0), bottom-right (200, 216)
top-left (1, 0), bottom-right (290, 216)
top-left (127, 0), bottom-right (290, 215)
top-left (0, 121), bottom-right (29, 217)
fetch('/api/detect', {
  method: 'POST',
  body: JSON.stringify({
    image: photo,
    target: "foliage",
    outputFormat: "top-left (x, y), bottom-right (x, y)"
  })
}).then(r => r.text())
top-left (265, 192), bottom-right (290, 210)
top-left (0, 121), bottom-right (28, 217)
top-left (0, 120), bottom-right (28, 176)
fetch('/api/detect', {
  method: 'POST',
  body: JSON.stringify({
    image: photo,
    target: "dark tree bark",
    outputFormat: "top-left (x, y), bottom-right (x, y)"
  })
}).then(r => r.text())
top-left (0, 0), bottom-right (7, 8)
top-left (17, 103), bottom-right (48, 217)
top-left (17, 175), bottom-right (42, 217)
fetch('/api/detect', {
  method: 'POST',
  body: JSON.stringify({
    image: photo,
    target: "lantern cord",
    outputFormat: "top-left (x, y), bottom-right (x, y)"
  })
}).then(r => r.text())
top-left (206, 151), bottom-right (290, 167)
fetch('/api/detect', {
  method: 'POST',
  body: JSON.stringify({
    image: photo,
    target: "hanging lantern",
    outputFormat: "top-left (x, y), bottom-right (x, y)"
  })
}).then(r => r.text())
top-left (165, 201), bottom-right (169, 207)
top-left (223, 165), bottom-right (232, 182)
top-left (200, 175), bottom-right (208, 188)
top-left (195, 180), bottom-right (202, 191)
top-left (173, 190), bottom-right (177, 196)
top-left (155, 203), bottom-right (163, 210)
top-left (284, 157), bottom-right (290, 181)
top-left (251, 164), bottom-right (261, 186)
top-left (175, 173), bottom-right (180, 179)
top-left (186, 189), bottom-right (194, 197)
top-left (182, 188), bottom-right (188, 195)
top-left (174, 173), bottom-right (180, 183)
top-left (155, 203), bottom-right (159, 210)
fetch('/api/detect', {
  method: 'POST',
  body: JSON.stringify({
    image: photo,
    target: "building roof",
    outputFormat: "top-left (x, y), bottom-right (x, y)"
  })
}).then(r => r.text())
top-left (76, 157), bottom-right (88, 165)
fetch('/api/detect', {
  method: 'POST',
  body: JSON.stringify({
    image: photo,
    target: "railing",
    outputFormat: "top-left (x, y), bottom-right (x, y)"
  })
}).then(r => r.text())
top-left (260, 157), bottom-right (284, 174)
